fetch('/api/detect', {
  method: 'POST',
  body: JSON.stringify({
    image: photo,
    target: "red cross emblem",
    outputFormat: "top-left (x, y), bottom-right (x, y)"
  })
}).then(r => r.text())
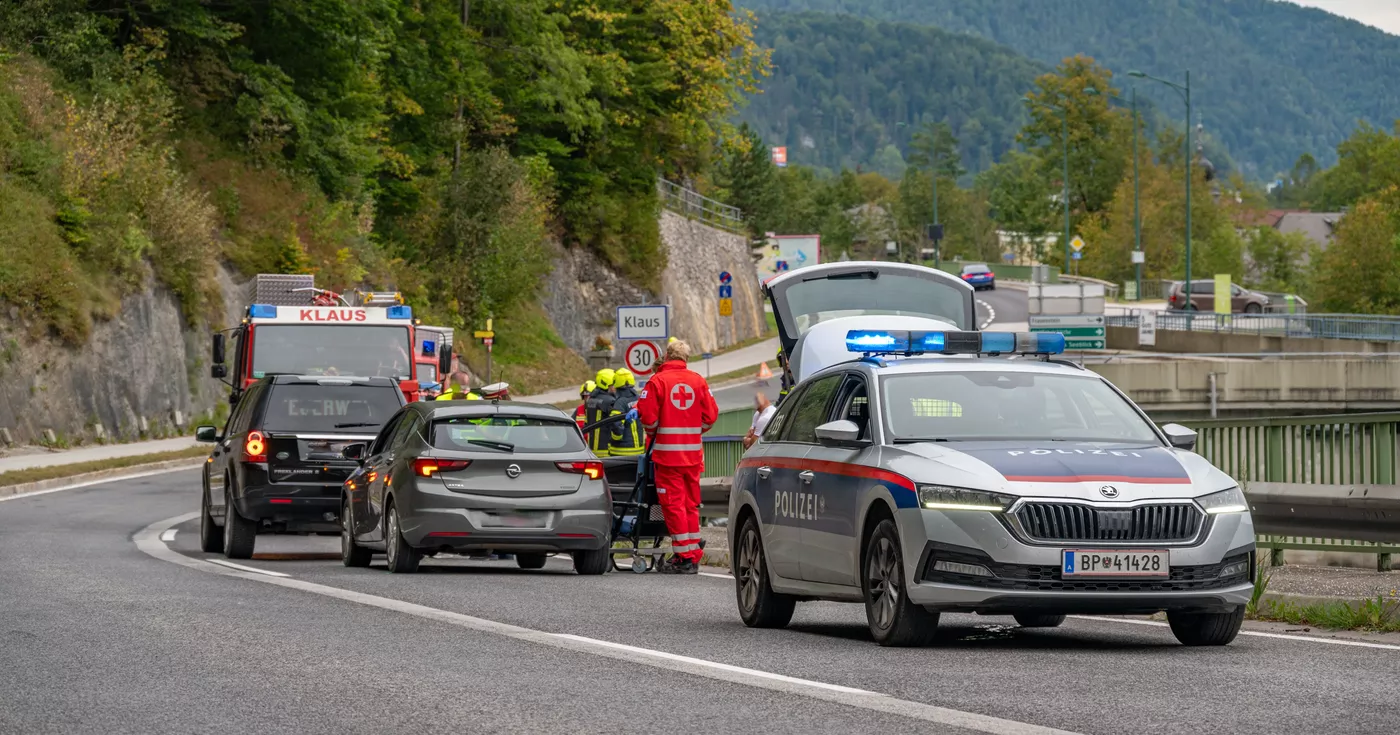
top-left (669, 384), bottom-right (695, 410)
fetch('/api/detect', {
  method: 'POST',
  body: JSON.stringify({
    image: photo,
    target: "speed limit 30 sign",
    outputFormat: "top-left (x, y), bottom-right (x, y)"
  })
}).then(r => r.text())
top-left (625, 340), bottom-right (661, 375)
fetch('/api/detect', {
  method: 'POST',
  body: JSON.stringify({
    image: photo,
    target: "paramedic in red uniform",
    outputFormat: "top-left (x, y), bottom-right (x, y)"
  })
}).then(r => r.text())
top-left (632, 339), bottom-right (718, 574)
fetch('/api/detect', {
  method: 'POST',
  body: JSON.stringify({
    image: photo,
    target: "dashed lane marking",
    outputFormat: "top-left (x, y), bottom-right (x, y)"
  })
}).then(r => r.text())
top-left (160, 528), bottom-right (177, 542)
top-left (137, 514), bottom-right (1079, 735)
top-left (977, 298), bottom-right (996, 329)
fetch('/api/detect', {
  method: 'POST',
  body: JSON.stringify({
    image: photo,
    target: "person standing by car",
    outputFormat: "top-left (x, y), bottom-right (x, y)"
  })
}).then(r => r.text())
top-left (586, 369), bottom-right (617, 457)
top-left (632, 339), bottom-right (718, 574)
top-left (743, 391), bottom-right (775, 450)
top-left (574, 380), bottom-right (595, 431)
top-left (608, 369), bottom-right (644, 457)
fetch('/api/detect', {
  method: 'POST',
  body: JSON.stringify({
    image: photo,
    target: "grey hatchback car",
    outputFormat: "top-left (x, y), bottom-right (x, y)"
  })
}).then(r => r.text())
top-left (340, 401), bottom-right (613, 574)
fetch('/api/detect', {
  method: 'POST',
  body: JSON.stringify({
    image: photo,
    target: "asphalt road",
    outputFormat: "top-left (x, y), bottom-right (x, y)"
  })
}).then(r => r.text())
top-left (4, 470), bottom-right (1400, 734)
top-left (709, 287), bottom-right (1030, 412)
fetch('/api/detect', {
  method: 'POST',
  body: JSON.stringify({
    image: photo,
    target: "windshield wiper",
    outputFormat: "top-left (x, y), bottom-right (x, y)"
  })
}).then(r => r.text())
top-left (466, 439), bottom-right (515, 452)
top-left (334, 422), bottom-right (381, 429)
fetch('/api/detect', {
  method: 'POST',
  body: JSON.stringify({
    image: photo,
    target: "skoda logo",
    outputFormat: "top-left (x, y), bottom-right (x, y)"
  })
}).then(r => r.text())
top-left (505, 464), bottom-right (522, 479)
top-left (1099, 485), bottom-right (1120, 499)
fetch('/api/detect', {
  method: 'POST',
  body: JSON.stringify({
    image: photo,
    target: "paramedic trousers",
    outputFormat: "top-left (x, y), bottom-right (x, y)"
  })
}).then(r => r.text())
top-left (653, 463), bottom-right (703, 563)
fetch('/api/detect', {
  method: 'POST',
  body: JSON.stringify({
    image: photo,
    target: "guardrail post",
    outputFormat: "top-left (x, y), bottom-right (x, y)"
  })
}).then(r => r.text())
top-left (1264, 425), bottom-right (1288, 566)
top-left (1375, 423), bottom-right (1397, 571)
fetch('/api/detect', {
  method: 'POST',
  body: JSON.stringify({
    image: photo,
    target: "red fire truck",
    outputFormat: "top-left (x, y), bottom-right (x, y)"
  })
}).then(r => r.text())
top-left (212, 275), bottom-right (450, 405)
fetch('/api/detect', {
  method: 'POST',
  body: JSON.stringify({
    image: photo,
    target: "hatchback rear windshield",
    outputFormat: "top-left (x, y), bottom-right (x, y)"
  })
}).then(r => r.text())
top-left (262, 384), bottom-right (403, 432)
top-left (431, 416), bottom-right (585, 453)
top-left (881, 371), bottom-right (1159, 443)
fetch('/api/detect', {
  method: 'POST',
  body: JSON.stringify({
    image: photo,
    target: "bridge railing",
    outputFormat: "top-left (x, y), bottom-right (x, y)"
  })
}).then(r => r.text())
top-left (1105, 311), bottom-right (1400, 342)
top-left (699, 408), bottom-right (1400, 569)
top-left (656, 179), bottom-right (745, 234)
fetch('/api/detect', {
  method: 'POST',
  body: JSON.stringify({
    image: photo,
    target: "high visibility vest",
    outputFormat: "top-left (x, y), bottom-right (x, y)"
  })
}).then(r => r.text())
top-left (608, 387), bottom-right (643, 456)
top-left (585, 388), bottom-right (616, 456)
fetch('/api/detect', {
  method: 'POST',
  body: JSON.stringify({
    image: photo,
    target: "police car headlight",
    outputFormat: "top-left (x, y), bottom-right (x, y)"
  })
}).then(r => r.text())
top-left (1197, 486), bottom-right (1249, 514)
top-left (917, 485), bottom-right (1014, 512)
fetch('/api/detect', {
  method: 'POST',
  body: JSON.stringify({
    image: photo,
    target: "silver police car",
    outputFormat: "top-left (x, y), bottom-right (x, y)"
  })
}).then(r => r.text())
top-left (728, 327), bottom-right (1255, 648)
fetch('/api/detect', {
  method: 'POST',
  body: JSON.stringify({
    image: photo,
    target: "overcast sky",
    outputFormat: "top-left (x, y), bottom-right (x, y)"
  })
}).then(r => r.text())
top-left (1283, 0), bottom-right (1400, 36)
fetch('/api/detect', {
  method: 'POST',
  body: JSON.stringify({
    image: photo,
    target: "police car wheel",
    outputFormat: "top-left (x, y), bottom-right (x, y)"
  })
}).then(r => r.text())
top-left (734, 516), bottom-right (795, 628)
top-left (1012, 613), bottom-right (1066, 629)
top-left (199, 485), bottom-right (223, 554)
top-left (1167, 607), bottom-right (1245, 646)
top-left (862, 520), bottom-right (938, 647)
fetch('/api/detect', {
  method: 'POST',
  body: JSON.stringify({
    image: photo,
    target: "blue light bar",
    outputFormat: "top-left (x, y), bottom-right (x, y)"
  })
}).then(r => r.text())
top-left (914, 332), bottom-right (946, 352)
top-left (980, 332), bottom-right (1015, 353)
top-left (387, 305), bottom-right (413, 320)
top-left (248, 304), bottom-right (278, 319)
top-left (1027, 332), bottom-right (1066, 354)
top-left (845, 330), bottom-right (909, 353)
top-left (421, 339), bottom-right (437, 357)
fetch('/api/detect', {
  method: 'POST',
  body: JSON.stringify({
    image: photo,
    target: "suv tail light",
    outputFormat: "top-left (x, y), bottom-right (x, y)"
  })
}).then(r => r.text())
top-left (244, 431), bottom-right (267, 462)
top-left (414, 458), bottom-right (471, 477)
top-left (556, 461), bottom-right (605, 480)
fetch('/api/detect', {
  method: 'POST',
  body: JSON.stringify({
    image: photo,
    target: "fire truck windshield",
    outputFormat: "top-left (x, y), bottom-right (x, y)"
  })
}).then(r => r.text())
top-left (250, 325), bottom-right (413, 381)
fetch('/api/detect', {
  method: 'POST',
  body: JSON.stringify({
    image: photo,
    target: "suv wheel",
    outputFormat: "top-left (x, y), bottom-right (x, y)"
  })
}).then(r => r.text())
top-left (734, 515), bottom-right (796, 628)
top-left (199, 485), bottom-right (224, 554)
top-left (384, 503), bottom-right (421, 574)
top-left (341, 498), bottom-right (371, 568)
top-left (1167, 607), bottom-right (1245, 646)
top-left (1013, 613), bottom-right (1066, 628)
top-left (571, 547), bottom-right (610, 576)
top-left (222, 486), bottom-right (257, 559)
top-left (862, 519), bottom-right (938, 647)
top-left (1245, 303), bottom-right (1263, 314)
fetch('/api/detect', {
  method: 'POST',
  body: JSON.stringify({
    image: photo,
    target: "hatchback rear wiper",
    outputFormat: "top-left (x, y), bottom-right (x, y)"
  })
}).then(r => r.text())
top-left (466, 439), bottom-right (515, 452)
top-left (334, 422), bottom-right (380, 428)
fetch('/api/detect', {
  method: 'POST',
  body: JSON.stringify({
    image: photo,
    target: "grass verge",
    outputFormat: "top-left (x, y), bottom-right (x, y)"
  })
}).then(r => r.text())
top-left (1245, 561), bottom-right (1400, 632)
top-left (0, 446), bottom-right (208, 487)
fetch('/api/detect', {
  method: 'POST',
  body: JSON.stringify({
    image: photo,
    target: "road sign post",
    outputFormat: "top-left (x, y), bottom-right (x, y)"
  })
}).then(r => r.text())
top-left (625, 340), bottom-right (661, 376)
top-left (1029, 314), bottom-right (1106, 350)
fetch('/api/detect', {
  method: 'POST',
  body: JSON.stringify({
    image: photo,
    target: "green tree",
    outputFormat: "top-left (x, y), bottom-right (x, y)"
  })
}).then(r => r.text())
top-left (1311, 198), bottom-right (1400, 314)
top-left (976, 150), bottom-right (1055, 260)
top-left (715, 123), bottom-right (781, 237)
top-left (1244, 227), bottom-right (1311, 293)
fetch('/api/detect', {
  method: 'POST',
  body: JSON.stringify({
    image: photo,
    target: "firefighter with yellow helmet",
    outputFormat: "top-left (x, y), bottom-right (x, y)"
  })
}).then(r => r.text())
top-left (608, 368), bottom-right (644, 456)
top-left (585, 368), bottom-right (616, 456)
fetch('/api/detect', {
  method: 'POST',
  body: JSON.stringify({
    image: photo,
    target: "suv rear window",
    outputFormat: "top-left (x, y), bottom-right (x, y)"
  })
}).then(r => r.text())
top-left (262, 383), bottom-right (403, 433)
top-left (431, 416), bottom-right (586, 453)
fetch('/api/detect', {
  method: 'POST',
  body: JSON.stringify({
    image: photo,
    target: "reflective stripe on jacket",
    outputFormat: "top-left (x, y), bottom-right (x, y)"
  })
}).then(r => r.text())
top-left (608, 386), bottom-right (643, 456)
top-left (634, 360), bottom-right (718, 467)
top-left (585, 388), bottom-right (616, 456)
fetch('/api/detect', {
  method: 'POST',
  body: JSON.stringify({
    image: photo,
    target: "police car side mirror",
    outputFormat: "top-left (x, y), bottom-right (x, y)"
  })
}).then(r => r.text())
top-left (1161, 423), bottom-right (1197, 451)
top-left (342, 443), bottom-right (367, 462)
top-left (815, 420), bottom-right (864, 447)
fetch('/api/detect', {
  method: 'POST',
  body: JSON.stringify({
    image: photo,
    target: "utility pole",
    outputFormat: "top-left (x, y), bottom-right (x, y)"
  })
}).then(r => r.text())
top-left (1132, 86), bottom-right (1142, 301)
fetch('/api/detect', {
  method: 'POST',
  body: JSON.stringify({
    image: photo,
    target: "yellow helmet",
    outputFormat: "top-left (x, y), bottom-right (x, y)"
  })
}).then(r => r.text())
top-left (581, 380), bottom-right (596, 395)
top-left (614, 368), bottom-right (633, 387)
top-left (595, 368), bottom-right (615, 389)
top-left (668, 336), bottom-right (678, 344)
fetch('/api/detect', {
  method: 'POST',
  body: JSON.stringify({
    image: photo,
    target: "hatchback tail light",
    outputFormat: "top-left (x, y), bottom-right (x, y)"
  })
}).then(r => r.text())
top-left (244, 430), bottom-right (267, 462)
top-left (414, 458), bottom-right (472, 477)
top-left (556, 461), bottom-right (605, 480)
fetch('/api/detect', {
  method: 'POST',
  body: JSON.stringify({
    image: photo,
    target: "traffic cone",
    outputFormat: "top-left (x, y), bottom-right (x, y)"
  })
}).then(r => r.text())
top-left (756, 362), bottom-right (773, 383)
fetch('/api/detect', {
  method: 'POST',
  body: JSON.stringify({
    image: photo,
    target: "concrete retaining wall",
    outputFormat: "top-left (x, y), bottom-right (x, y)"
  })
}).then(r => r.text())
top-left (1106, 325), bottom-right (1400, 355)
top-left (1091, 358), bottom-right (1400, 416)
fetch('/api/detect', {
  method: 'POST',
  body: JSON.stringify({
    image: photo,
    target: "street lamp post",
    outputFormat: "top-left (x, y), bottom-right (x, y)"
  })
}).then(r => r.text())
top-left (1129, 69), bottom-right (1192, 316)
top-left (1132, 85), bottom-right (1142, 302)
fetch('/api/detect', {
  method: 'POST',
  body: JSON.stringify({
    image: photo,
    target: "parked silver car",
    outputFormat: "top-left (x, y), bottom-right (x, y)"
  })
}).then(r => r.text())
top-left (341, 401), bottom-right (613, 574)
top-left (729, 327), bottom-right (1255, 647)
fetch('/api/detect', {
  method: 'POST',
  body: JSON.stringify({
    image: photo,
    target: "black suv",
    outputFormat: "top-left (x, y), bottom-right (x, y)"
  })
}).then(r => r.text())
top-left (196, 375), bottom-right (406, 559)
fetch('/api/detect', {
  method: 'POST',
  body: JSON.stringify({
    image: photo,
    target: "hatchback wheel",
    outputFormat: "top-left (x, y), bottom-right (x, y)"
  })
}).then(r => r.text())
top-left (222, 486), bottom-right (257, 560)
top-left (384, 504), bottom-right (421, 574)
top-left (571, 548), bottom-right (610, 576)
top-left (734, 515), bottom-right (795, 628)
top-left (1013, 613), bottom-right (1066, 628)
top-left (341, 498), bottom-right (371, 568)
top-left (862, 519), bottom-right (938, 647)
top-left (199, 486), bottom-right (224, 554)
top-left (1167, 607), bottom-right (1245, 646)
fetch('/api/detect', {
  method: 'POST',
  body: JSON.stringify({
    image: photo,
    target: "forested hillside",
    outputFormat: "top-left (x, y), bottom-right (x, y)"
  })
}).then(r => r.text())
top-left (742, 0), bottom-right (1400, 176)
top-left (739, 11), bottom-right (1043, 177)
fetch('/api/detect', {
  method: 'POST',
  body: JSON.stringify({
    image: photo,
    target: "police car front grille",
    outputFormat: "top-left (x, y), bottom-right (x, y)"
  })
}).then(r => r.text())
top-left (923, 550), bottom-right (1251, 593)
top-left (1014, 502), bottom-right (1203, 543)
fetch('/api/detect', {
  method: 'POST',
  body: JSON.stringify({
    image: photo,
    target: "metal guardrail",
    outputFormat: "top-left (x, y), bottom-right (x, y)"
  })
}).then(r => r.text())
top-left (656, 179), bottom-right (745, 234)
top-left (1243, 482), bottom-right (1400, 571)
top-left (1106, 311), bottom-right (1400, 342)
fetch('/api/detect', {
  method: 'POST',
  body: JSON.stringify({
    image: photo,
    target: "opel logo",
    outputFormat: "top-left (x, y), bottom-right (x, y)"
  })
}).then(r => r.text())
top-left (1099, 485), bottom-right (1119, 499)
top-left (505, 464), bottom-right (522, 479)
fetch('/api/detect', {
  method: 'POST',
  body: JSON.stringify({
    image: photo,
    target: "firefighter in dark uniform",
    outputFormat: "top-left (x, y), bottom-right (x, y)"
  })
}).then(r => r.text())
top-left (608, 368), bottom-right (644, 457)
top-left (586, 368), bottom-right (617, 457)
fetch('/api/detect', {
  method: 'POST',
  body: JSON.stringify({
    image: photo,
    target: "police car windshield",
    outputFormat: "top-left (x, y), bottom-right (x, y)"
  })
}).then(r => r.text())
top-left (784, 274), bottom-right (970, 334)
top-left (431, 417), bottom-right (585, 453)
top-left (252, 325), bottom-right (412, 380)
top-left (882, 371), bottom-right (1160, 444)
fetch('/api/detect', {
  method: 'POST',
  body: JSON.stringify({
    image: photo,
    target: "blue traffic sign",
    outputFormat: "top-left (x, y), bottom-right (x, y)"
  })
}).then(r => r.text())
top-left (718, 284), bottom-right (733, 299)
top-left (719, 271), bottom-right (732, 284)
top-left (1071, 251), bottom-right (1083, 260)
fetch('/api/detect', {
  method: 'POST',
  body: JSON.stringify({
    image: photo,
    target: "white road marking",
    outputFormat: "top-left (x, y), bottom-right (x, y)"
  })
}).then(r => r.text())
top-left (160, 529), bottom-right (178, 542)
top-left (207, 559), bottom-right (291, 578)
top-left (137, 514), bottom-right (1078, 735)
top-left (977, 298), bottom-right (996, 329)
top-left (0, 464), bottom-right (202, 503)
top-left (700, 571), bottom-right (1400, 652)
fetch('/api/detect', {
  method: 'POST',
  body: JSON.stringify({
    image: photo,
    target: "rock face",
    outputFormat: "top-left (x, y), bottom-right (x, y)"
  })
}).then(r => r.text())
top-left (0, 270), bottom-right (242, 446)
top-left (544, 210), bottom-right (766, 357)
